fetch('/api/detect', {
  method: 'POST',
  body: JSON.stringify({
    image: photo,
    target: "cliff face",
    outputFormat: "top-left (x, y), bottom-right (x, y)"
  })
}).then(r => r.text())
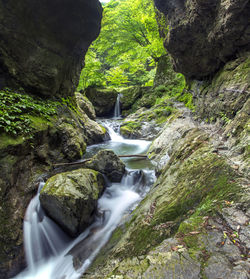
top-left (154, 0), bottom-right (250, 79)
top-left (0, 0), bottom-right (102, 97)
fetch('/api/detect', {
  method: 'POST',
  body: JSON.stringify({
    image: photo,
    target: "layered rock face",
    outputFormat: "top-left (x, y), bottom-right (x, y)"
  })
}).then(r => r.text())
top-left (154, 0), bottom-right (250, 79)
top-left (0, 0), bottom-right (102, 97)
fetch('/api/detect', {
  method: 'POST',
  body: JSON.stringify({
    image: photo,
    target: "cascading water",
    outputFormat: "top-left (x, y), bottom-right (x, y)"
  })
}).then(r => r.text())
top-left (15, 118), bottom-right (155, 279)
top-left (113, 93), bottom-right (121, 119)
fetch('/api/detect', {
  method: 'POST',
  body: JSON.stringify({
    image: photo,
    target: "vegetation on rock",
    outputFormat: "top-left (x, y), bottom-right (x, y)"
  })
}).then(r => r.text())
top-left (0, 88), bottom-right (59, 136)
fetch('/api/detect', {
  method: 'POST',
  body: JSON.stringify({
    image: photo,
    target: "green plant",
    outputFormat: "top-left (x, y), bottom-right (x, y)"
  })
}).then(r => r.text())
top-left (219, 112), bottom-right (230, 124)
top-left (177, 91), bottom-right (195, 111)
top-left (0, 88), bottom-right (59, 137)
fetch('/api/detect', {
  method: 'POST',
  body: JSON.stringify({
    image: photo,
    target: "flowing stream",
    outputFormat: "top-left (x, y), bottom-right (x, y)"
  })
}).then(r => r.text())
top-left (15, 118), bottom-right (155, 279)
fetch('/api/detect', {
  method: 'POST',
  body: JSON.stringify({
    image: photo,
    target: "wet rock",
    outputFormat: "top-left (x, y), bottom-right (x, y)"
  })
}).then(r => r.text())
top-left (221, 206), bottom-right (250, 250)
top-left (120, 108), bottom-right (162, 140)
top-left (84, 87), bottom-right (118, 117)
top-left (204, 254), bottom-right (249, 279)
top-left (155, 0), bottom-right (250, 78)
top-left (40, 168), bottom-right (105, 237)
top-left (85, 150), bottom-right (126, 182)
top-left (0, 0), bottom-right (102, 97)
top-left (76, 92), bottom-right (96, 120)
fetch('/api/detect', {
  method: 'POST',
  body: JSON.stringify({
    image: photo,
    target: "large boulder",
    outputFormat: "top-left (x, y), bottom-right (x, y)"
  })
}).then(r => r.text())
top-left (84, 87), bottom-right (118, 117)
top-left (85, 149), bottom-right (126, 182)
top-left (154, 0), bottom-right (250, 78)
top-left (0, 0), bottom-right (102, 97)
top-left (40, 168), bottom-right (105, 237)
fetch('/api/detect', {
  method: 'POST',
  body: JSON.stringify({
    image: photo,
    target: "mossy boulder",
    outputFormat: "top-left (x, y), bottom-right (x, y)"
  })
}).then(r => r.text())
top-left (85, 149), bottom-right (126, 182)
top-left (120, 86), bottom-right (143, 111)
top-left (40, 168), bottom-right (105, 237)
top-left (76, 92), bottom-right (96, 120)
top-left (84, 87), bottom-right (118, 117)
top-left (120, 86), bottom-right (160, 116)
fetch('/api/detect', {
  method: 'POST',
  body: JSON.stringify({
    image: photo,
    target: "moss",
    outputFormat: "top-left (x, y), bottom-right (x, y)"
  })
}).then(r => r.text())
top-left (28, 115), bottom-right (52, 131)
top-left (120, 121), bottom-right (141, 137)
top-left (100, 125), bottom-right (107, 134)
top-left (177, 216), bottom-right (204, 248)
top-left (0, 133), bottom-right (25, 150)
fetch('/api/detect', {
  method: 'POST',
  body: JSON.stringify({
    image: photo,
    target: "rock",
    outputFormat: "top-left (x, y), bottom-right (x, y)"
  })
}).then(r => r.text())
top-left (154, 0), bottom-right (250, 78)
top-left (120, 86), bottom-right (143, 111)
top-left (84, 87), bottom-right (118, 117)
top-left (0, 0), bottom-right (102, 97)
top-left (204, 254), bottom-right (249, 279)
top-left (76, 92), bottom-right (96, 120)
top-left (85, 150), bottom-right (126, 182)
top-left (190, 55), bottom-right (250, 121)
top-left (153, 55), bottom-right (177, 87)
top-left (120, 86), bottom-right (155, 115)
top-left (120, 108), bottom-right (162, 140)
top-left (40, 168), bottom-right (105, 237)
top-left (147, 108), bottom-right (196, 171)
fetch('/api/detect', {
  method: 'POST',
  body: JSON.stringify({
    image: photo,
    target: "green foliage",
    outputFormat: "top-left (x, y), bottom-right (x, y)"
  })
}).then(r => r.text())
top-left (106, 67), bottom-right (129, 88)
top-left (177, 91), bottom-right (195, 111)
top-left (0, 88), bottom-right (59, 137)
top-left (78, 0), bottom-right (166, 90)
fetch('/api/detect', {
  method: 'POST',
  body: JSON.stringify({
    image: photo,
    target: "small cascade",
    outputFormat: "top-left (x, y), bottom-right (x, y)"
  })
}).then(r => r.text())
top-left (22, 182), bottom-right (70, 273)
top-left (113, 93), bottom-right (121, 119)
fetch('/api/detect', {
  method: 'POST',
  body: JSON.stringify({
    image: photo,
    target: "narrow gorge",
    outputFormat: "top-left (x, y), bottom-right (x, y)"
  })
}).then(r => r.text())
top-left (0, 0), bottom-right (249, 278)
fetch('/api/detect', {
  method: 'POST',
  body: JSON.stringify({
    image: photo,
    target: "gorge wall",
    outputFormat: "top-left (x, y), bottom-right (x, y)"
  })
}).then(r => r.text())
top-left (154, 0), bottom-right (250, 79)
top-left (0, 1), bottom-right (103, 277)
top-left (0, 0), bottom-right (102, 97)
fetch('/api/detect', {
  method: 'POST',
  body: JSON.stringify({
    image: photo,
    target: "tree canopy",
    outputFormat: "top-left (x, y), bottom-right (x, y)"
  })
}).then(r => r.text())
top-left (77, 0), bottom-right (166, 90)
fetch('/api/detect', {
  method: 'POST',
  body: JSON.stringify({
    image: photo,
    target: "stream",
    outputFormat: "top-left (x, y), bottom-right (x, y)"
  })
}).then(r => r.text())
top-left (15, 113), bottom-right (156, 279)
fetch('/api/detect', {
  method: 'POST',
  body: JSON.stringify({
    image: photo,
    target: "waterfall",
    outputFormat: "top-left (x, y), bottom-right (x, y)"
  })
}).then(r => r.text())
top-left (113, 93), bottom-right (121, 118)
top-left (15, 117), bottom-right (155, 279)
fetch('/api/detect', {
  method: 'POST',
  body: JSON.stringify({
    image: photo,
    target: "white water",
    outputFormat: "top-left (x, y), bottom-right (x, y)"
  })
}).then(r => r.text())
top-left (113, 93), bottom-right (121, 119)
top-left (15, 119), bottom-right (155, 279)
